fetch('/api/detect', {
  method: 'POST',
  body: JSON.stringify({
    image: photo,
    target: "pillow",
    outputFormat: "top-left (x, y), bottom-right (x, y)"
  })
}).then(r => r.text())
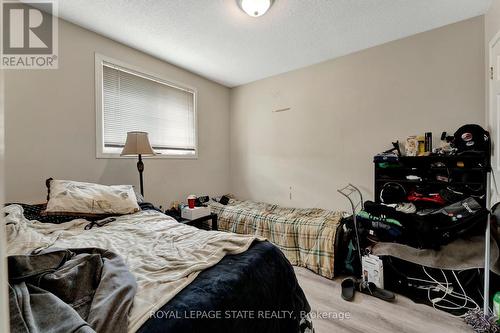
top-left (44, 179), bottom-right (140, 216)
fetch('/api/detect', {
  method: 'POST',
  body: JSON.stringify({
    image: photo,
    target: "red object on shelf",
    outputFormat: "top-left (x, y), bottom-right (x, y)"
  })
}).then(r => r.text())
top-left (187, 195), bottom-right (196, 209)
top-left (407, 191), bottom-right (446, 206)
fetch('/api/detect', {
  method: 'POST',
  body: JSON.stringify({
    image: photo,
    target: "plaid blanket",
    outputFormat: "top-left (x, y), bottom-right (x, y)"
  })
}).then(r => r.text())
top-left (209, 199), bottom-right (343, 279)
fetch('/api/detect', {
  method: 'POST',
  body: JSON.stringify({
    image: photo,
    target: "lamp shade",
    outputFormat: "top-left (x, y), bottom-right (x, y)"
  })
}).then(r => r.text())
top-left (121, 131), bottom-right (156, 156)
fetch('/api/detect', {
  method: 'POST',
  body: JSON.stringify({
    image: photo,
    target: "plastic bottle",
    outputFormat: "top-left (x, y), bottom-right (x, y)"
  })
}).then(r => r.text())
top-left (493, 292), bottom-right (500, 322)
top-left (417, 136), bottom-right (425, 156)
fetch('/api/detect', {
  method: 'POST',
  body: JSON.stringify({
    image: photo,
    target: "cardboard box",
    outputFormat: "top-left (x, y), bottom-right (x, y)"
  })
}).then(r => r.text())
top-left (181, 206), bottom-right (211, 220)
top-left (361, 254), bottom-right (384, 288)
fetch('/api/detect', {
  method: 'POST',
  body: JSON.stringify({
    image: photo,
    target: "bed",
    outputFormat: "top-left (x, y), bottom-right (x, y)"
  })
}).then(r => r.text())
top-left (209, 198), bottom-right (344, 279)
top-left (5, 202), bottom-right (313, 333)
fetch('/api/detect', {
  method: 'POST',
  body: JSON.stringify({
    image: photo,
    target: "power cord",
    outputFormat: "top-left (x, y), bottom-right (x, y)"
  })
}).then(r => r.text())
top-left (421, 266), bottom-right (480, 316)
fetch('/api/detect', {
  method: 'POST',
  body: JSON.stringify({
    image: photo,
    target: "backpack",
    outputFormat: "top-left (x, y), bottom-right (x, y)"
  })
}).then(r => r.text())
top-left (334, 217), bottom-right (362, 276)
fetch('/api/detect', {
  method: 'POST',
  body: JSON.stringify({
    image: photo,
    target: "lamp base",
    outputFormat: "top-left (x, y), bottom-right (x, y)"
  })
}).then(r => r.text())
top-left (137, 154), bottom-right (144, 196)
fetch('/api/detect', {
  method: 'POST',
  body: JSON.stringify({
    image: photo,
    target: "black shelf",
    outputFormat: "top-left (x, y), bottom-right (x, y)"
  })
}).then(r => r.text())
top-left (397, 154), bottom-right (488, 162)
top-left (374, 154), bottom-right (488, 207)
top-left (375, 179), bottom-right (484, 186)
top-left (375, 166), bottom-right (485, 172)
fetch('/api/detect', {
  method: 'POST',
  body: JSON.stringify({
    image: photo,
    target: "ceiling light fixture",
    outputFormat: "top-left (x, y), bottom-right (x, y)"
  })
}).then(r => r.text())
top-left (237, 0), bottom-right (274, 17)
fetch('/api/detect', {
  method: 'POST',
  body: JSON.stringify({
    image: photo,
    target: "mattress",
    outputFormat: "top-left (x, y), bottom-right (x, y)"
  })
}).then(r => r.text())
top-left (4, 203), bottom-right (312, 333)
top-left (210, 198), bottom-right (343, 278)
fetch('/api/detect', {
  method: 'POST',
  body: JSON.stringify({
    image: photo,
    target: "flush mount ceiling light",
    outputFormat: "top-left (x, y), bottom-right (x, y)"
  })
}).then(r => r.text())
top-left (237, 0), bottom-right (274, 17)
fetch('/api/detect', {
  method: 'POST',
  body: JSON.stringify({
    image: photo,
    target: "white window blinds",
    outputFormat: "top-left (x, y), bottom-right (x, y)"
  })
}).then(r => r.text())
top-left (102, 63), bottom-right (196, 155)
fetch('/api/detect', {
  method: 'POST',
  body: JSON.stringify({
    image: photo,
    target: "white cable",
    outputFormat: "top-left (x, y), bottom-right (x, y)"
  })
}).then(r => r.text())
top-left (422, 267), bottom-right (481, 316)
top-left (448, 270), bottom-right (468, 309)
top-left (434, 298), bottom-right (478, 313)
top-left (423, 267), bottom-right (452, 300)
top-left (453, 271), bottom-right (480, 310)
top-left (422, 283), bottom-right (477, 316)
top-left (423, 267), bottom-right (457, 311)
top-left (418, 280), bottom-right (477, 316)
top-left (406, 276), bottom-right (450, 286)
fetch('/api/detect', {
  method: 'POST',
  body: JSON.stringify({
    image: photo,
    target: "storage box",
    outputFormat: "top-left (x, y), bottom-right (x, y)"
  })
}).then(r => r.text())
top-left (181, 206), bottom-right (211, 220)
top-left (361, 254), bottom-right (384, 288)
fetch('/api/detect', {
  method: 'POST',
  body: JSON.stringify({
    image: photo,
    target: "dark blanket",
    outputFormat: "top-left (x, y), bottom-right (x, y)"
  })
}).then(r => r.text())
top-left (138, 241), bottom-right (312, 333)
top-left (5, 202), bottom-right (162, 223)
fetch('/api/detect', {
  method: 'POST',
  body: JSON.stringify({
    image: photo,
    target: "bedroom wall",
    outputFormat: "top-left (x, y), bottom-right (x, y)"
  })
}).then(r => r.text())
top-left (229, 16), bottom-right (486, 211)
top-left (4, 18), bottom-right (231, 207)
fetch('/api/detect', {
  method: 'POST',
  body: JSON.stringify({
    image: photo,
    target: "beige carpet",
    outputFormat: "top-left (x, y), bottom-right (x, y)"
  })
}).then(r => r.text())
top-left (294, 267), bottom-right (473, 333)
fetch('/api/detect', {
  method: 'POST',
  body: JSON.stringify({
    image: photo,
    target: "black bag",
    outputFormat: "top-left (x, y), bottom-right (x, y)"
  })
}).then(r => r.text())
top-left (334, 217), bottom-right (362, 276)
top-left (412, 197), bottom-right (487, 249)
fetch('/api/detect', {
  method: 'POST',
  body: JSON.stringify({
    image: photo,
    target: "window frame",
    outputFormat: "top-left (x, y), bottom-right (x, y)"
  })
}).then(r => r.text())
top-left (95, 53), bottom-right (198, 159)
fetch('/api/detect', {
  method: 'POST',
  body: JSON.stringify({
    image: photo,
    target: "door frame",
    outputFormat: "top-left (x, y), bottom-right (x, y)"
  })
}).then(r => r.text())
top-left (0, 66), bottom-right (9, 332)
top-left (489, 29), bottom-right (500, 173)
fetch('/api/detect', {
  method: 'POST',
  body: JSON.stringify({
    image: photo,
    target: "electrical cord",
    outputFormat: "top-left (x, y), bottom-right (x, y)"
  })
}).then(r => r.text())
top-left (421, 266), bottom-right (480, 316)
top-left (406, 276), bottom-right (450, 287)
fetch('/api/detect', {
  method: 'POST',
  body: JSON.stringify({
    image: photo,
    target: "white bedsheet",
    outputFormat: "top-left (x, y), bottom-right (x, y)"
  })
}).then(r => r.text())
top-left (4, 204), bottom-right (260, 332)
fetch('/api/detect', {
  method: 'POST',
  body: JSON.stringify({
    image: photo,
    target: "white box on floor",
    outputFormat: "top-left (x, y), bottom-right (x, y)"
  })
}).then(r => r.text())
top-left (181, 206), bottom-right (211, 220)
top-left (361, 254), bottom-right (384, 288)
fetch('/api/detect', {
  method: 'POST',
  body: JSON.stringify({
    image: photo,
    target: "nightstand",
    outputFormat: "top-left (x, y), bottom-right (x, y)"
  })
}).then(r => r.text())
top-left (176, 213), bottom-right (218, 231)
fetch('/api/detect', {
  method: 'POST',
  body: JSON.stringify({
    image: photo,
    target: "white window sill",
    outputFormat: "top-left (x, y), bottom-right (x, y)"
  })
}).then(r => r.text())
top-left (96, 153), bottom-right (198, 160)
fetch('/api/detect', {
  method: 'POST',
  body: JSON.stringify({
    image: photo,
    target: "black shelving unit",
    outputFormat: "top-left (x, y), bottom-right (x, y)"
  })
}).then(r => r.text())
top-left (374, 154), bottom-right (489, 208)
top-left (374, 152), bottom-right (493, 314)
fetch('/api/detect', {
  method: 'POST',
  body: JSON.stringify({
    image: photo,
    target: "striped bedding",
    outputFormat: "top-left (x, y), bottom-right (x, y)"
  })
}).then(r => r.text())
top-left (209, 199), bottom-right (343, 279)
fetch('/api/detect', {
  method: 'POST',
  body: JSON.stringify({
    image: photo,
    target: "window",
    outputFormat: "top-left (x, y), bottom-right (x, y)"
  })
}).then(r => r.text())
top-left (95, 54), bottom-right (197, 158)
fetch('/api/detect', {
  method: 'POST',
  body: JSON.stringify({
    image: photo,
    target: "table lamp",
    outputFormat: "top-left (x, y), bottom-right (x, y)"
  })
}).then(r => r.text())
top-left (121, 131), bottom-right (155, 196)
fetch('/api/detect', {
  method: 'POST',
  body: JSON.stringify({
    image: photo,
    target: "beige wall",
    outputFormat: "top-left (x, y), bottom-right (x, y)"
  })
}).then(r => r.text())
top-left (4, 18), bottom-right (231, 207)
top-left (4, 14), bottom-right (489, 213)
top-left (229, 16), bottom-right (486, 211)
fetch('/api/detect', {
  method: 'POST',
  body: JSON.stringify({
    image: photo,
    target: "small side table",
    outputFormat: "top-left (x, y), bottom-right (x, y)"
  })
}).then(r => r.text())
top-left (177, 213), bottom-right (218, 231)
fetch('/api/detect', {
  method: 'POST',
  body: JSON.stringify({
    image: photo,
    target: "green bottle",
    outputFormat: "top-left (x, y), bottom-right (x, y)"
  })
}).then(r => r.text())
top-left (493, 292), bottom-right (500, 322)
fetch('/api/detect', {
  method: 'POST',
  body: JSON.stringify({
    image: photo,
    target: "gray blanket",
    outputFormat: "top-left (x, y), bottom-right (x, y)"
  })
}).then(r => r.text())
top-left (372, 235), bottom-right (500, 275)
top-left (8, 247), bottom-right (137, 333)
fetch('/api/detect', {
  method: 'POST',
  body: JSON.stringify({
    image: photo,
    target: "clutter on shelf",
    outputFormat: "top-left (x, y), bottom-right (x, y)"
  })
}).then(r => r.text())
top-left (375, 124), bottom-right (490, 161)
top-left (338, 124), bottom-right (498, 324)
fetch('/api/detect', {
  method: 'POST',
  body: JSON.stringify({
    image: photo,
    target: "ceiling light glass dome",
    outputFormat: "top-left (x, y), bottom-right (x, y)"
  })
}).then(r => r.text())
top-left (237, 0), bottom-right (274, 17)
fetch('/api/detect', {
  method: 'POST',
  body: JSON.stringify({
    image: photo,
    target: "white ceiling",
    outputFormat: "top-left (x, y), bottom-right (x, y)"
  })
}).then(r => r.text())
top-left (56, 0), bottom-right (492, 87)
